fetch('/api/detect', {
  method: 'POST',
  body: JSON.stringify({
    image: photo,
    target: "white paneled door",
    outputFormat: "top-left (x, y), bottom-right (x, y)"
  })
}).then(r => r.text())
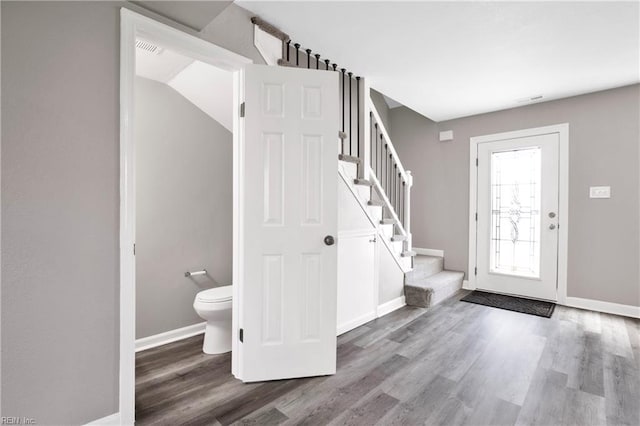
top-left (235, 64), bottom-right (339, 382)
top-left (476, 133), bottom-right (560, 301)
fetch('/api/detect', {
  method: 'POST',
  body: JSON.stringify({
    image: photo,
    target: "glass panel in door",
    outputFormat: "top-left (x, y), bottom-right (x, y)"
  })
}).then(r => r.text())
top-left (489, 148), bottom-right (541, 279)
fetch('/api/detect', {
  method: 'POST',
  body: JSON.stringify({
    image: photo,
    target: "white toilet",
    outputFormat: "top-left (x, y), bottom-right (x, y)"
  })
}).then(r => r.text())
top-left (193, 285), bottom-right (232, 354)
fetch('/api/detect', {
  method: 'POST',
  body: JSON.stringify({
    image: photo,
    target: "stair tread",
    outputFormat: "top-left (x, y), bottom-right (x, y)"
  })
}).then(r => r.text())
top-left (401, 250), bottom-right (416, 257)
top-left (339, 154), bottom-right (361, 164)
top-left (414, 254), bottom-right (443, 261)
top-left (405, 270), bottom-right (465, 290)
top-left (354, 178), bottom-right (373, 186)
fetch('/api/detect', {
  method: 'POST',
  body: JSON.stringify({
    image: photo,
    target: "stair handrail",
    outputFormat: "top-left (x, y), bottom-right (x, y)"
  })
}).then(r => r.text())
top-left (367, 98), bottom-right (409, 183)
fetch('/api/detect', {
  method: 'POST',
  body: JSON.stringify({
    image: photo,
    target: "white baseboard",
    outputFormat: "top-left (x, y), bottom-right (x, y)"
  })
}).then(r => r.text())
top-left (337, 311), bottom-right (377, 336)
top-left (135, 322), bottom-right (206, 352)
top-left (462, 279), bottom-right (473, 290)
top-left (86, 412), bottom-right (121, 425)
top-left (564, 297), bottom-right (640, 319)
top-left (377, 296), bottom-right (406, 317)
top-left (413, 247), bottom-right (444, 257)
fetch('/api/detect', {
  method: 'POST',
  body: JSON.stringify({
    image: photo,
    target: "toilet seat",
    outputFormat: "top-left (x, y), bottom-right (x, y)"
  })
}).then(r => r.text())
top-left (196, 286), bottom-right (232, 303)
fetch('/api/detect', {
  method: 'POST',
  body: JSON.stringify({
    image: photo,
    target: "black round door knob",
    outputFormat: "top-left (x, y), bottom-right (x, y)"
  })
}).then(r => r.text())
top-left (324, 235), bottom-right (335, 246)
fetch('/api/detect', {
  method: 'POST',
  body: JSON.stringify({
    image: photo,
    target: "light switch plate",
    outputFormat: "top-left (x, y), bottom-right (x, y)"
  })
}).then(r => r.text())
top-left (589, 186), bottom-right (611, 199)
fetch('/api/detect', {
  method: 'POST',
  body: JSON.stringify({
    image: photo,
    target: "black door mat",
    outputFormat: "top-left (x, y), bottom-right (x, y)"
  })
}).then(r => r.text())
top-left (461, 290), bottom-right (555, 318)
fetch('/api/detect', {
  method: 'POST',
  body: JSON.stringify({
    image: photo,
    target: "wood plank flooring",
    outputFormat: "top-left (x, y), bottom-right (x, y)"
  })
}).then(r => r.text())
top-left (135, 291), bottom-right (640, 425)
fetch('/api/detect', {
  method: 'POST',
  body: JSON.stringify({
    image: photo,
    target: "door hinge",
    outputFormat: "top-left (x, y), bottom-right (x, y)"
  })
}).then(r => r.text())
top-left (476, 158), bottom-right (478, 166)
top-left (474, 267), bottom-right (477, 276)
top-left (133, 243), bottom-right (136, 255)
top-left (475, 212), bottom-right (478, 221)
top-left (239, 328), bottom-right (244, 342)
top-left (240, 102), bottom-right (245, 118)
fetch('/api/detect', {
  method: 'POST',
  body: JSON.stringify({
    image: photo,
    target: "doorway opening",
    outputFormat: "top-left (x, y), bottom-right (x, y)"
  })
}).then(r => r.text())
top-left (467, 124), bottom-right (569, 303)
top-left (120, 9), bottom-right (251, 424)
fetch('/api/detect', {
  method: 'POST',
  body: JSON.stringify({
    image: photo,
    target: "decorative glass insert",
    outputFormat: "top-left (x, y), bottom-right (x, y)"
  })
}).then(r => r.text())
top-left (490, 147), bottom-right (541, 278)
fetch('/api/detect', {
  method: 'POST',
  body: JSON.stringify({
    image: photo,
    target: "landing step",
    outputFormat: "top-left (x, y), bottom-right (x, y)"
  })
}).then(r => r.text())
top-left (405, 255), bottom-right (444, 284)
top-left (339, 154), bottom-right (360, 164)
top-left (401, 250), bottom-right (416, 257)
top-left (368, 200), bottom-right (385, 207)
top-left (380, 218), bottom-right (396, 225)
top-left (391, 235), bottom-right (407, 242)
top-left (405, 270), bottom-right (464, 308)
top-left (353, 178), bottom-right (373, 186)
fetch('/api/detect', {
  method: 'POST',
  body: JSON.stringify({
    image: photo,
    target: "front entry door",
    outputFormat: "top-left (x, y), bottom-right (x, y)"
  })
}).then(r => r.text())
top-left (234, 64), bottom-right (339, 382)
top-left (476, 133), bottom-right (559, 301)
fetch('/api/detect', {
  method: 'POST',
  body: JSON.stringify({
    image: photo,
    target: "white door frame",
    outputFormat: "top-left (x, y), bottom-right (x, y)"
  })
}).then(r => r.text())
top-left (467, 124), bottom-right (569, 304)
top-left (119, 9), bottom-right (252, 424)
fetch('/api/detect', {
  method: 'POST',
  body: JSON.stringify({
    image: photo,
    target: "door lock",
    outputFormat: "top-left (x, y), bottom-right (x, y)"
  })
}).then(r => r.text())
top-left (548, 212), bottom-right (556, 218)
top-left (549, 224), bottom-right (557, 230)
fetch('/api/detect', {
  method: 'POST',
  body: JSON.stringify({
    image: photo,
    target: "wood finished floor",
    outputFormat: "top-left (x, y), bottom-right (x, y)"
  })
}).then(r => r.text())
top-left (136, 291), bottom-right (640, 426)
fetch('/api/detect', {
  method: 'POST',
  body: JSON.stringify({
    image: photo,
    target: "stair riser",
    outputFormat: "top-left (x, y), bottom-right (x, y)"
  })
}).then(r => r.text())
top-left (367, 206), bottom-right (383, 222)
top-left (430, 277), bottom-right (464, 306)
top-left (355, 185), bottom-right (371, 201)
top-left (339, 161), bottom-right (358, 180)
top-left (391, 240), bottom-right (404, 253)
top-left (379, 224), bottom-right (394, 237)
top-left (411, 256), bottom-right (443, 278)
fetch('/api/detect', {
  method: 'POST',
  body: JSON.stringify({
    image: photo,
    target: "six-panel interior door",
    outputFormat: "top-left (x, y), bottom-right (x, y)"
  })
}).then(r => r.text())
top-left (476, 133), bottom-right (560, 301)
top-left (235, 64), bottom-right (339, 382)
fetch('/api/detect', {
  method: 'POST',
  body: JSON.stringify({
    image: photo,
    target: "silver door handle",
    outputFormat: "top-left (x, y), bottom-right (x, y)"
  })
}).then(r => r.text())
top-left (549, 224), bottom-right (556, 230)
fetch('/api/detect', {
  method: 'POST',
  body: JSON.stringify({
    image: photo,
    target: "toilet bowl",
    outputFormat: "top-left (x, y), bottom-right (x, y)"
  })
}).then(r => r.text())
top-left (193, 285), bottom-right (232, 354)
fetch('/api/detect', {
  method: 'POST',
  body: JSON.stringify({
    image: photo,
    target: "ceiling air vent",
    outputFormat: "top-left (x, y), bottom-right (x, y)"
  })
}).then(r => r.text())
top-left (136, 39), bottom-right (163, 55)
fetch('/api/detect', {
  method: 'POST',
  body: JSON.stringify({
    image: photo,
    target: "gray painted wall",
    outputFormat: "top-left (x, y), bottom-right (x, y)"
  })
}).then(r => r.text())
top-left (135, 77), bottom-right (232, 339)
top-left (370, 88), bottom-right (392, 137)
top-left (1, 1), bottom-right (262, 423)
top-left (391, 84), bottom-right (640, 307)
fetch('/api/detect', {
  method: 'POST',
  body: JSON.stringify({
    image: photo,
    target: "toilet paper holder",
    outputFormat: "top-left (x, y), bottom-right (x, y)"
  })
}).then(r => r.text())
top-left (185, 269), bottom-right (207, 277)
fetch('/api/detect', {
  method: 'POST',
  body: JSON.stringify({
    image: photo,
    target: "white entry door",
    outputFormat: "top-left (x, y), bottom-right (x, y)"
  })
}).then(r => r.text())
top-left (234, 64), bottom-right (339, 382)
top-left (475, 133), bottom-right (559, 301)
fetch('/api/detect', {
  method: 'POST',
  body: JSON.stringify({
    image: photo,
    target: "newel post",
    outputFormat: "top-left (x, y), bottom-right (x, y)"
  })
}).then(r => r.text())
top-left (405, 170), bottom-right (413, 251)
top-left (358, 77), bottom-right (371, 180)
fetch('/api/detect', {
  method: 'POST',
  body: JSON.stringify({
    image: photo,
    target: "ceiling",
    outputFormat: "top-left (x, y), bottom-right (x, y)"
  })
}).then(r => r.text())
top-left (136, 40), bottom-right (233, 131)
top-left (238, 1), bottom-right (639, 122)
top-left (132, 1), bottom-right (233, 31)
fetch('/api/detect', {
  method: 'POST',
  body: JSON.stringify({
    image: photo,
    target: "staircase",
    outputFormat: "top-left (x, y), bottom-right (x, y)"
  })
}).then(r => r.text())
top-left (404, 255), bottom-right (465, 308)
top-left (337, 152), bottom-right (412, 271)
top-left (252, 16), bottom-right (464, 306)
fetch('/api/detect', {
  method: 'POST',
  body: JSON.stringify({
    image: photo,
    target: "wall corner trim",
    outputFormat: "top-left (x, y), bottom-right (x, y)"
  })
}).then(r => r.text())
top-left (135, 322), bottom-right (206, 352)
top-left (377, 296), bottom-right (407, 317)
top-left (85, 412), bottom-right (121, 426)
top-left (413, 247), bottom-right (444, 257)
top-left (563, 297), bottom-right (640, 319)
